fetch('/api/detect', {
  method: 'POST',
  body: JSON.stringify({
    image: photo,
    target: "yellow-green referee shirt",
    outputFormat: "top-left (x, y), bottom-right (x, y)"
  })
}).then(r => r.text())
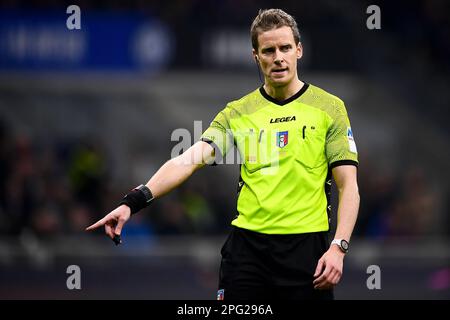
top-left (201, 83), bottom-right (358, 234)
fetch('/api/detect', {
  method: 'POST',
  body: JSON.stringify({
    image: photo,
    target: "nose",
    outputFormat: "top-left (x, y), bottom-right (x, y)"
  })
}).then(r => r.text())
top-left (274, 49), bottom-right (284, 64)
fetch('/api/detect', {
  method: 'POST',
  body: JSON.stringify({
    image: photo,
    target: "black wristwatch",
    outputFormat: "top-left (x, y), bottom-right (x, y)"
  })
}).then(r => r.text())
top-left (331, 239), bottom-right (349, 253)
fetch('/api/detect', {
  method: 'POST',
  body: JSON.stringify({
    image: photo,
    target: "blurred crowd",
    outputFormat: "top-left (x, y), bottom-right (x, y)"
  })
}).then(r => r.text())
top-left (355, 154), bottom-right (448, 238)
top-left (0, 121), bottom-right (105, 237)
top-left (0, 120), bottom-right (233, 239)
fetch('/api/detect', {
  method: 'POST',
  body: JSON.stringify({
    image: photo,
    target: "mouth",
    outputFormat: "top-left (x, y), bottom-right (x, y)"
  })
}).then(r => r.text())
top-left (271, 67), bottom-right (288, 76)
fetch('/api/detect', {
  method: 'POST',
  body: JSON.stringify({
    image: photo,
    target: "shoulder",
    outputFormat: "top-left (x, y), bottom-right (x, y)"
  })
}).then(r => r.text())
top-left (306, 84), bottom-right (345, 104)
top-left (223, 88), bottom-right (264, 118)
top-left (301, 83), bottom-right (348, 118)
top-left (209, 88), bottom-right (261, 126)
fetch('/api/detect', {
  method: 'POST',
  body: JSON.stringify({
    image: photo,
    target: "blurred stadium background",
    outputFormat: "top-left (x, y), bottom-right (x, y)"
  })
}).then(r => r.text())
top-left (0, 0), bottom-right (449, 299)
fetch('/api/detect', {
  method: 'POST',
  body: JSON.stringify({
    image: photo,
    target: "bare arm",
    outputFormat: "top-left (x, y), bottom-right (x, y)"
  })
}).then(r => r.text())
top-left (313, 165), bottom-right (360, 289)
top-left (332, 165), bottom-right (360, 242)
top-left (86, 141), bottom-right (215, 239)
top-left (146, 141), bottom-right (215, 199)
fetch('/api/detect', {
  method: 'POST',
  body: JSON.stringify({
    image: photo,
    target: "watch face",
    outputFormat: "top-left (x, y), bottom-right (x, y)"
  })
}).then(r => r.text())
top-left (341, 240), bottom-right (349, 251)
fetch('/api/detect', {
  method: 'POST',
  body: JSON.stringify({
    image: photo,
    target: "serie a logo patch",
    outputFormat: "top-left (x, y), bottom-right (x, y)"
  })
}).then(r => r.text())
top-left (217, 289), bottom-right (225, 300)
top-left (347, 127), bottom-right (357, 153)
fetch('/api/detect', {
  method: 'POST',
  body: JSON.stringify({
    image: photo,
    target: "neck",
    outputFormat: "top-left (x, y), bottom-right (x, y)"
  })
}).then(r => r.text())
top-left (263, 78), bottom-right (304, 102)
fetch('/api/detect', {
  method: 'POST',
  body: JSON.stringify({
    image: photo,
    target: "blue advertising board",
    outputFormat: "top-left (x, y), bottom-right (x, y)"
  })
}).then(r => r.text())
top-left (0, 10), bottom-right (174, 72)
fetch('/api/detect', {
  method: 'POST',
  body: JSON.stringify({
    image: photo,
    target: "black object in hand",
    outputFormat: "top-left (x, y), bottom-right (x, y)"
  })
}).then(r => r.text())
top-left (113, 234), bottom-right (122, 246)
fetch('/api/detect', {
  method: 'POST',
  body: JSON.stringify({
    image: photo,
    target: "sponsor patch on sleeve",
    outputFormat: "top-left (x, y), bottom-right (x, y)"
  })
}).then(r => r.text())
top-left (347, 127), bottom-right (357, 153)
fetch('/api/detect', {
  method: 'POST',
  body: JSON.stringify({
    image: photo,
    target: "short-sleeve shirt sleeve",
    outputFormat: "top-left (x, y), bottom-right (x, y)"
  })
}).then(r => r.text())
top-left (326, 101), bottom-right (359, 168)
top-left (200, 107), bottom-right (234, 164)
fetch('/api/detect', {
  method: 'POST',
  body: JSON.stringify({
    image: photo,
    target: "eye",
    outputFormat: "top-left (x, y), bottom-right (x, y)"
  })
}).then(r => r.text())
top-left (261, 47), bottom-right (275, 54)
top-left (280, 45), bottom-right (292, 52)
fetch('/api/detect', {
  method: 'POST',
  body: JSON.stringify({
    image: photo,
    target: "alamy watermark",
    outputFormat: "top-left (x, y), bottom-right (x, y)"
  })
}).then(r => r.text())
top-left (366, 5), bottom-right (381, 30)
top-left (66, 5), bottom-right (81, 30)
top-left (366, 264), bottom-right (381, 290)
top-left (170, 121), bottom-right (282, 174)
top-left (66, 265), bottom-right (81, 290)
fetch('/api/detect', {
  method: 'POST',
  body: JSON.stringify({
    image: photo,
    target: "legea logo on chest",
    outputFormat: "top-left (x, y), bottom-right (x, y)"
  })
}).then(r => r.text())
top-left (270, 116), bottom-right (296, 124)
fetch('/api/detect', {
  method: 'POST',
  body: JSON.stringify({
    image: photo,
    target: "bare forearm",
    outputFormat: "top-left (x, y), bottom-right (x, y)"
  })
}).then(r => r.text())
top-left (334, 184), bottom-right (360, 242)
top-left (143, 141), bottom-right (213, 199)
top-left (145, 156), bottom-right (199, 199)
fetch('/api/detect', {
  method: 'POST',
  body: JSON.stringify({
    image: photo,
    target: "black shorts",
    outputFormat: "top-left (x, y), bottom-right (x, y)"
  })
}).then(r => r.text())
top-left (217, 226), bottom-right (334, 300)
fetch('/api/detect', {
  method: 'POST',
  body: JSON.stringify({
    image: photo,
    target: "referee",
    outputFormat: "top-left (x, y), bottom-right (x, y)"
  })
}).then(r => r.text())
top-left (86, 8), bottom-right (360, 300)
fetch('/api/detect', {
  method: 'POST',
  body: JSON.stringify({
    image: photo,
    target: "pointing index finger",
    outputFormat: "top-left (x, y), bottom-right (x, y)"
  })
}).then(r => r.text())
top-left (85, 217), bottom-right (107, 231)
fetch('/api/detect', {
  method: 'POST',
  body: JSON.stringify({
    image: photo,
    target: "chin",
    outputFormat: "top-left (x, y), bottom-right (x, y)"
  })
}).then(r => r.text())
top-left (269, 77), bottom-right (290, 87)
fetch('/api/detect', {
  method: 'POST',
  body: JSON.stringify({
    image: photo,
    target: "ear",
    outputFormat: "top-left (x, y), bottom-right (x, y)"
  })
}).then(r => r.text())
top-left (297, 42), bottom-right (303, 60)
top-left (252, 49), bottom-right (258, 63)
